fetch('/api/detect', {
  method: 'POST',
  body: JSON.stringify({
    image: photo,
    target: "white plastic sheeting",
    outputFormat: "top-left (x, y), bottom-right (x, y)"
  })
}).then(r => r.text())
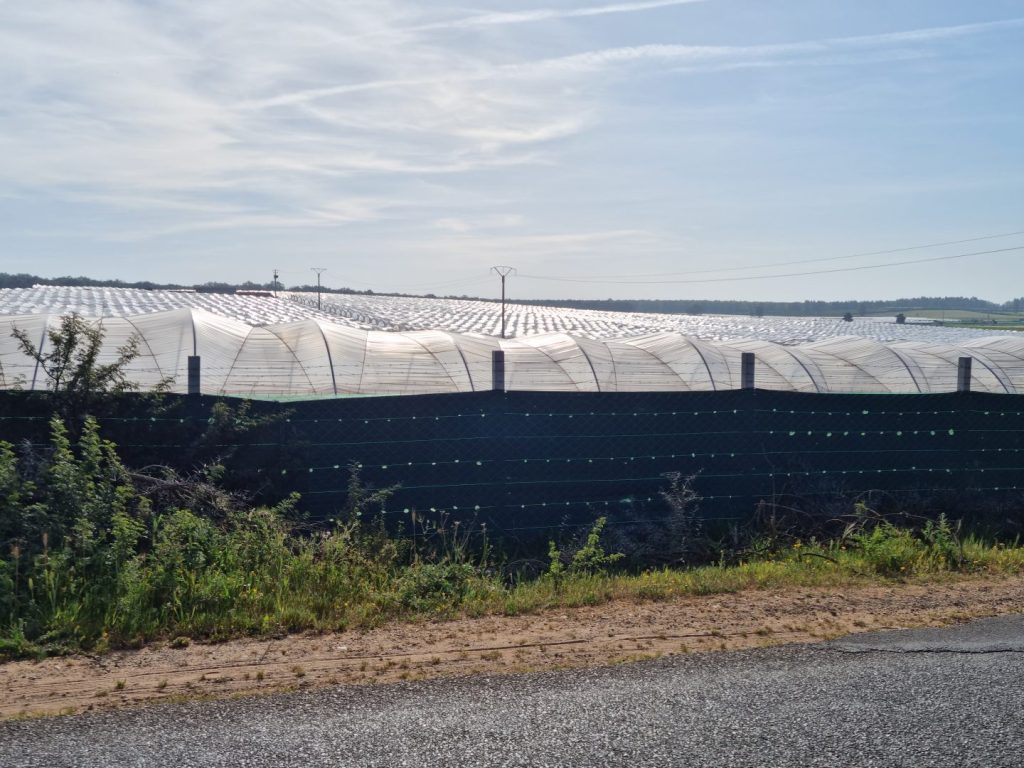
top-left (5, 286), bottom-right (1023, 347)
top-left (1, 309), bottom-right (1022, 396)
top-left (0, 286), bottom-right (337, 326)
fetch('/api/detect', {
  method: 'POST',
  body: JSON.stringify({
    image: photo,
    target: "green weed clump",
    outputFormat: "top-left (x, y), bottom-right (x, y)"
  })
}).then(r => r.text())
top-left (770, 504), bottom-right (1024, 580)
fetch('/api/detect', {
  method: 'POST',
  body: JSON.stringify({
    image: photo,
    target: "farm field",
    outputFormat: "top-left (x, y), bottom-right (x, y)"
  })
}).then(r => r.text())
top-left (286, 291), bottom-right (1024, 344)
top-left (2, 286), bottom-right (1023, 396)
top-left (0, 286), bottom-right (339, 327)
top-left (864, 308), bottom-right (1024, 322)
top-left (0, 286), bottom-right (1021, 345)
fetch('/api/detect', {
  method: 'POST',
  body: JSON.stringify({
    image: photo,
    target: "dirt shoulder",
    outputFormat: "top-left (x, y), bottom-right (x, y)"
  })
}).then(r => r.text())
top-left (4, 575), bottom-right (1023, 720)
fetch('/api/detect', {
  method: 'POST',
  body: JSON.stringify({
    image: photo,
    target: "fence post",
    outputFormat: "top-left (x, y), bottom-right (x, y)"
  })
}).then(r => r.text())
top-left (188, 355), bottom-right (201, 396)
top-left (957, 356), bottom-right (972, 393)
top-left (741, 352), bottom-right (755, 390)
top-left (491, 349), bottom-right (505, 392)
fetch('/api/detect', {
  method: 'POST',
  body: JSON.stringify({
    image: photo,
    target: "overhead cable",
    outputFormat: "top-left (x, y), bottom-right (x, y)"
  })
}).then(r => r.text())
top-left (518, 245), bottom-right (1024, 285)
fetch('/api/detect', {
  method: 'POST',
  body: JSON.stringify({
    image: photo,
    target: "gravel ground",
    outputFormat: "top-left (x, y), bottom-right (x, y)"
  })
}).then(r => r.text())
top-left (3, 616), bottom-right (1023, 768)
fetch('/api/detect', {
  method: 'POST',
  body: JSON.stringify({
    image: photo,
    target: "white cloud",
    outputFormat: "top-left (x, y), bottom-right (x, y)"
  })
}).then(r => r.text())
top-left (243, 16), bottom-right (1024, 111)
top-left (519, 17), bottom-right (1024, 76)
top-left (0, 0), bottom-right (592, 241)
top-left (1, 0), bottom-right (1020, 300)
top-left (415, 0), bottom-right (707, 31)
top-left (433, 214), bottom-right (527, 232)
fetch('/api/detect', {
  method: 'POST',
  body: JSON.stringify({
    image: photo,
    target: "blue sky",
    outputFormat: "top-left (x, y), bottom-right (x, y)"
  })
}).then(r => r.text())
top-left (1, 0), bottom-right (1022, 302)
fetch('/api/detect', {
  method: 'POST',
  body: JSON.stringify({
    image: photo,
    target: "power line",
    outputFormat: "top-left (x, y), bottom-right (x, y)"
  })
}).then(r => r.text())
top-left (280, 270), bottom-right (493, 294)
top-left (519, 229), bottom-right (1024, 281)
top-left (518, 245), bottom-right (1024, 286)
top-left (388, 275), bottom-right (494, 292)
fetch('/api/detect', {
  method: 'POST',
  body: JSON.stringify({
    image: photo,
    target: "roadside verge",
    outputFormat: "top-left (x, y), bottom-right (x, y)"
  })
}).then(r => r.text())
top-left (4, 575), bottom-right (1022, 719)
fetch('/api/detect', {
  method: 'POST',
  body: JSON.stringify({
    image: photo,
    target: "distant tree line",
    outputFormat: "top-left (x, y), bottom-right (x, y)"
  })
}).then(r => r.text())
top-left (1, 272), bottom-right (1020, 317)
top-left (0, 273), bottom-right (375, 296)
top-left (507, 296), bottom-right (1024, 317)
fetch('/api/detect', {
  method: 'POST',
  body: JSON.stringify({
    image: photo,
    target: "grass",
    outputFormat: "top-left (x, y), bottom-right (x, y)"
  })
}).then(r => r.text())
top-left (937, 322), bottom-right (1024, 332)
top-left (860, 307), bottom-right (1024, 330)
top-left (863, 308), bottom-right (1024, 321)
top-left (479, 543), bottom-right (1024, 618)
top-left (3, 505), bottom-right (1023, 662)
top-left (4, 507), bottom-right (1024, 662)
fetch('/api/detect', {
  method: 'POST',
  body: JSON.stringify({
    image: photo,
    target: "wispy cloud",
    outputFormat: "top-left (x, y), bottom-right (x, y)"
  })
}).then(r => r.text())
top-left (1, 0), bottom-right (1021, 303)
top-left (415, 0), bottom-right (707, 31)
top-left (434, 214), bottom-right (527, 232)
top-left (520, 17), bottom-right (1024, 75)
top-left (247, 17), bottom-right (1024, 111)
top-left (0, 0), bottom-right (588, 241)
top-left (415, 228), bottom-right (662, 266)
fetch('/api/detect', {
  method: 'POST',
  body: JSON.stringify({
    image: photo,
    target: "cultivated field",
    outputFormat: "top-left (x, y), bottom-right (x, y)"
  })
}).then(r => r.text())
top-left (1, 286), bottom-right (1021, 345)
top-left (287, 291), bottom-right (1024, 344)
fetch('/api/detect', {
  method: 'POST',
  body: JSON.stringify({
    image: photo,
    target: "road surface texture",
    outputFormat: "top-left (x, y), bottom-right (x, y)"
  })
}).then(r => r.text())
top-left (2, 615), bottom-right (1022, 768)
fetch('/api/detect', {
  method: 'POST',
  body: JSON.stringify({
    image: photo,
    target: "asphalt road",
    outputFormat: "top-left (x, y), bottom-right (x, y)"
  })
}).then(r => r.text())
top-left (3, 616), bottom-right (1023, 768)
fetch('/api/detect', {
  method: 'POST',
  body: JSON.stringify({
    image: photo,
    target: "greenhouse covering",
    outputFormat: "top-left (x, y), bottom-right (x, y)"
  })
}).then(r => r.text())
top-left (1, 309), bottom-right (1022, 397)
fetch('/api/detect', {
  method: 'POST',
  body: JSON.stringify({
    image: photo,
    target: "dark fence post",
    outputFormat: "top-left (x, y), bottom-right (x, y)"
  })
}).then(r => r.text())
top-left (491, 349), bottom-right (505, 392)
top-left (188, 355), bottom-right (201, 396)
top-left (741, 352), bottom-right (755, 390)
top-left (957, 356), bottom-right (972, 393)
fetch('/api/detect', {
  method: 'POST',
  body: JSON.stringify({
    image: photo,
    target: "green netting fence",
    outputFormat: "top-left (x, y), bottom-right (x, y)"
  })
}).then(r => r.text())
top-left (2, 389), bottom-right (1022, 545)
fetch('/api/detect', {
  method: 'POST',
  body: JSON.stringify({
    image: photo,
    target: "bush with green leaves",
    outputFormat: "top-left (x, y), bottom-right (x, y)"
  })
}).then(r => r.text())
top-left (837, 505), bottom-right (967, 577)
top-left (548, 517), bottom-right (624, 590)
top-left (0, 418), bottom-right (501, 657)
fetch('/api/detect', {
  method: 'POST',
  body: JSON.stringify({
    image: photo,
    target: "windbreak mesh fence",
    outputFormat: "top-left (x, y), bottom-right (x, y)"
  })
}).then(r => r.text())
top-left (1, 390), bottom-right (1022, 544)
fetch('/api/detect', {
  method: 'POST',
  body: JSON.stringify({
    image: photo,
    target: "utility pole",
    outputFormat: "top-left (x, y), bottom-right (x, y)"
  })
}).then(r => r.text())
top-left (490, 266), bottom-right (516, 339)
top-left (311, 267), bottom-right (327, 310)
top-left (272, 269), bottom-right (279, 296)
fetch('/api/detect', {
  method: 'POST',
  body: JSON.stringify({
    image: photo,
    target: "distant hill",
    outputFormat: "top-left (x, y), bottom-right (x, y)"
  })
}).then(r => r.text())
top-left (1, 272), bottom-right (1020, 318)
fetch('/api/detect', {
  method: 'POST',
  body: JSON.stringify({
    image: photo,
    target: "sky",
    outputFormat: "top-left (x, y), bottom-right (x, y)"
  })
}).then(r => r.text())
top-left (1, 0), bottom-right (1022, 303)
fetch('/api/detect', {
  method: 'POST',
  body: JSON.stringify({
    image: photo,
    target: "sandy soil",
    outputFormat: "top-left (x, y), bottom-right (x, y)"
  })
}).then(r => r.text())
top-left (4, 576), bottom-right (1023, 719)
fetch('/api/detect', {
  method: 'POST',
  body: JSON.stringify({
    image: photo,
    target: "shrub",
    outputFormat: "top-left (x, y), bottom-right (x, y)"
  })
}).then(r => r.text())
top-left (395, 562), bottom-right (476, 613)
